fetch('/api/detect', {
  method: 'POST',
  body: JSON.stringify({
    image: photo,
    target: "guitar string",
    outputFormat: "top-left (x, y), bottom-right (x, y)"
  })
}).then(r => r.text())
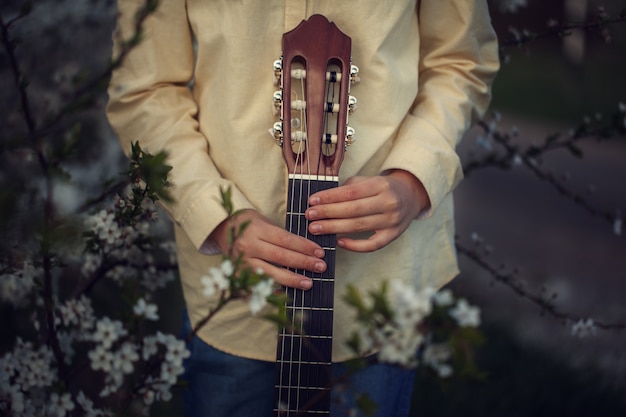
top-left (283, 63), bottom-right (309, 414)
top-left (296, 65), bottom-right (308, 414)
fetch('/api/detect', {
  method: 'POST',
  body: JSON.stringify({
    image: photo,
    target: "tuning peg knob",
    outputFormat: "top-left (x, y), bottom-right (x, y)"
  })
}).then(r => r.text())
top-left (273, 59), bottom-right (282, 85)
top-left (271, 122), bottom-right (283, 146)
top-left (345, 126), bottom-right (356, 148)
top-left (350, 65), bottom-right (360, 85)
top-left (273, 90), bottom-right (282, 112)
top-left (348, 96), bottom-right (358, 114)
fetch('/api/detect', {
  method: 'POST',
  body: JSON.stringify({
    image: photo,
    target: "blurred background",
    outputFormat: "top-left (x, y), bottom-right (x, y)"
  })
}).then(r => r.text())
top-left (1, 0), bottom-right (625, 416)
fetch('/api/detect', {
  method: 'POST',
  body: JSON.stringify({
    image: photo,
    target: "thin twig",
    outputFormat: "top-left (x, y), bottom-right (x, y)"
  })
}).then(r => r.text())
top-left (456, 239), bottom-right (625, 330)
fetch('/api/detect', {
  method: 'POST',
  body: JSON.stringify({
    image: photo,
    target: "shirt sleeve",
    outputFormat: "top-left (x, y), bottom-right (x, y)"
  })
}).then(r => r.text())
top-left (379, 0), bottom-right (500, 216)
top-left (106, 1), bottom-right (255, 250)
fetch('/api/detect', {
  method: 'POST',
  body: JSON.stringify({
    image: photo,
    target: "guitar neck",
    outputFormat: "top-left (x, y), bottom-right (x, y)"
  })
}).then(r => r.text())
top-left (274, 174), bottom-right (337, 416)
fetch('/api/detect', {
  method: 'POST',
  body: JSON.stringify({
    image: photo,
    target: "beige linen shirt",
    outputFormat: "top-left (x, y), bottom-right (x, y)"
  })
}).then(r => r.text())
top-left (107, 0), bottom-right (499, 362)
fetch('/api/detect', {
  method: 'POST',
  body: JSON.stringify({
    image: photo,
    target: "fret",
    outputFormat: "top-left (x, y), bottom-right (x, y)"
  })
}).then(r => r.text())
top-left (279, 310), bottom-right (334, 338)
top-left (276, 359), bottom-right (332, 366)
top-left (286, 306), bottom-right (334, 312)
top-left (275, 386), bottom-right (331, 413)
top-left (277, 334), bottom-right (333, 363)
top-left (285, 281), bottom-right (335, 310)
top-left (273, 409), bottom-right (331, 416)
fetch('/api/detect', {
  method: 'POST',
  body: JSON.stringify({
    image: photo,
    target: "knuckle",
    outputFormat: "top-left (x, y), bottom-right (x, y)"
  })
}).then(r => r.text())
top-left (384, 195), bottom-right (401, 214)
top-left (344, 185), bottom-right (359, 200)
top-left (277, 232), bottom-right (293, 247)
top-left (354, 219), bottom-right (368, 233)
top-left (233, 238), bottom-right (248, 254)
top-left (268, 246), bottom-right (286, 265)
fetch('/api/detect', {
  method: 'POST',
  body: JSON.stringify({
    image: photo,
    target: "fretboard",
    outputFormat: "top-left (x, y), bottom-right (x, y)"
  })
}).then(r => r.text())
top-left (274, 174), bottom-right (338, 416)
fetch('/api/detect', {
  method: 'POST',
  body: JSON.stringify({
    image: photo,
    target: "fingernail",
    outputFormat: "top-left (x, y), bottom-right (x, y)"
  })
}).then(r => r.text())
top-left (314, 249), bottom-right (325, 258)
top-left (309, 196), bottom-right (320, 205)
top-left (307, 209), bottom-right (318, 219)
top-left (310, 224), bottom-right (322, 233)
top-left (300, 279), bottom-right (312, 290)
top-left (314, 262), bottom-right (325, 272)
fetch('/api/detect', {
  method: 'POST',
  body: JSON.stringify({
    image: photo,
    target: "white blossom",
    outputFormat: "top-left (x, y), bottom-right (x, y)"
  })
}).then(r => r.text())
top-left (142, 335), bottom-right (159, 360)
top-left (57, 295), bottom-right (96, 332)
top-left (449, 299), bottom-right (481, 327)
top-left (81, 252), bottom-right (102, 277)
top-left (249, 279), bottom-right (274, 315)
top-left (88, 345), bottom-right (114, 372)
top-left (356, 281), bottom-right (436, 367)
top-left (200, 262), bottom-right (230, 298)
top-left (140, 269), bottom-right (175, 292)
top-left (159, 360), bottom-right (185, 385)
top-left (91, 317), bottom-right (127, 349)
top-left (112, 342), bottom-right (139, 374)
top-left (84, 209), bottom-right (123, 249)
top-left (10, 340), bottom-right (55, 390)
top-left (49, 393), bottom-right (75, 417)
top-left (422, 343), bottom-right (453, 378)
top-left (432, 289), bottom-right (454, 307)
top-left (390, 281), bottom-right (434, 328)
top-left (157, 332), bottom-right (190, 367)
top-left (0, 262), bottom-right (39, 306)
top-left (133, 298), bottom-right (159, 321)
top-left (497, 0), bottom-right (528, 13)
top-left (571, 318), bottom-right (596, 338)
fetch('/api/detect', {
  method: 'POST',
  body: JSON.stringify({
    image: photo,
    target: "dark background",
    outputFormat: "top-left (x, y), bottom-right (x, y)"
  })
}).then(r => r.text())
top-left (1, 0), bottom-right (625, 416)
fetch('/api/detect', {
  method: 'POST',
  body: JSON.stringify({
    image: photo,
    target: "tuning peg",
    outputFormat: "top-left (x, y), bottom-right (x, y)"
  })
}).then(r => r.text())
top-left (273, 59), bottom-right (282, 85)
top-left (350, 65), bottom-right (360, 84)
top-left (345, 126), bottom-right (356, 148)
top-left (271, 122), bottom-right (283, 146)
top-left (273, 90), bottom-right (282, 113)
top-left (348, 96), bottom-right (358, 114)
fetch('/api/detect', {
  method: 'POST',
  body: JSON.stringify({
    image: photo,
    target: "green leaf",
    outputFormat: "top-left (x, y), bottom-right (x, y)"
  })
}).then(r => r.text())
top-left (220, 186), bottom-right (234, 215)
top-left (343, 284), bottom-right (367, 315)
top-left (355, 393), bottom-right (378, 417)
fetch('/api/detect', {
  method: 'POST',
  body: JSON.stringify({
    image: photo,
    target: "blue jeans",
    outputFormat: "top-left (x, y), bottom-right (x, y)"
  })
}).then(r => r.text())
top-left (181, 312), bottom-right (415, 417)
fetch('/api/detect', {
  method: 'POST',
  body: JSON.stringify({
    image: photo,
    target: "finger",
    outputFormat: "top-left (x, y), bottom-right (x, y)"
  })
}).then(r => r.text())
top-left (236, 218), bottom-right (325, 259)
top-left (309, 177), bottom-right (379, 205)
top-left (247, 259), bottom-right (313, 290)
top-left (337, 230), bottom-right (397, 253)
top-left (309, 213), bottom-right (393, 236)
top-left (306, 195), bottom-right (387, 221)
top-left (253, 240), bottom-right (327, 273)
top-left (260, 227), bottom-right (326, 258)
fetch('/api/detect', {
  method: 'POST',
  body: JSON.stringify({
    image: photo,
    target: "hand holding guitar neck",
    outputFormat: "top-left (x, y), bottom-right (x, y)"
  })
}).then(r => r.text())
top-left (208, 209), bottom-right (326, 291)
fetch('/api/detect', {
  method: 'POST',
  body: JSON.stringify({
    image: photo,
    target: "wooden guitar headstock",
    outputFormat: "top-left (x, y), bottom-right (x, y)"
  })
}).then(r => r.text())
top-left (272, 14), bottom-right (358, 178)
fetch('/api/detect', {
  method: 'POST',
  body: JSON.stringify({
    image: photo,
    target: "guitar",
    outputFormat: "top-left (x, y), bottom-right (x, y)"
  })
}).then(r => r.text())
top-left (271, 15), bottom-right (358, 416)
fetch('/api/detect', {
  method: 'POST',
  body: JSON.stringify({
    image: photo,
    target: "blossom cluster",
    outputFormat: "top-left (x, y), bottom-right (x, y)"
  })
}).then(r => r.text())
top-left (200, 258), bottom-right (276, 316)
top-left (346, 282), bottom-right (481, 377)
top-left (82, 183), bottom-right (176, 291)
top-left (0, 262), bottom-right (40, 307)
top-left (0, 174), bottom-right (186, 416)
